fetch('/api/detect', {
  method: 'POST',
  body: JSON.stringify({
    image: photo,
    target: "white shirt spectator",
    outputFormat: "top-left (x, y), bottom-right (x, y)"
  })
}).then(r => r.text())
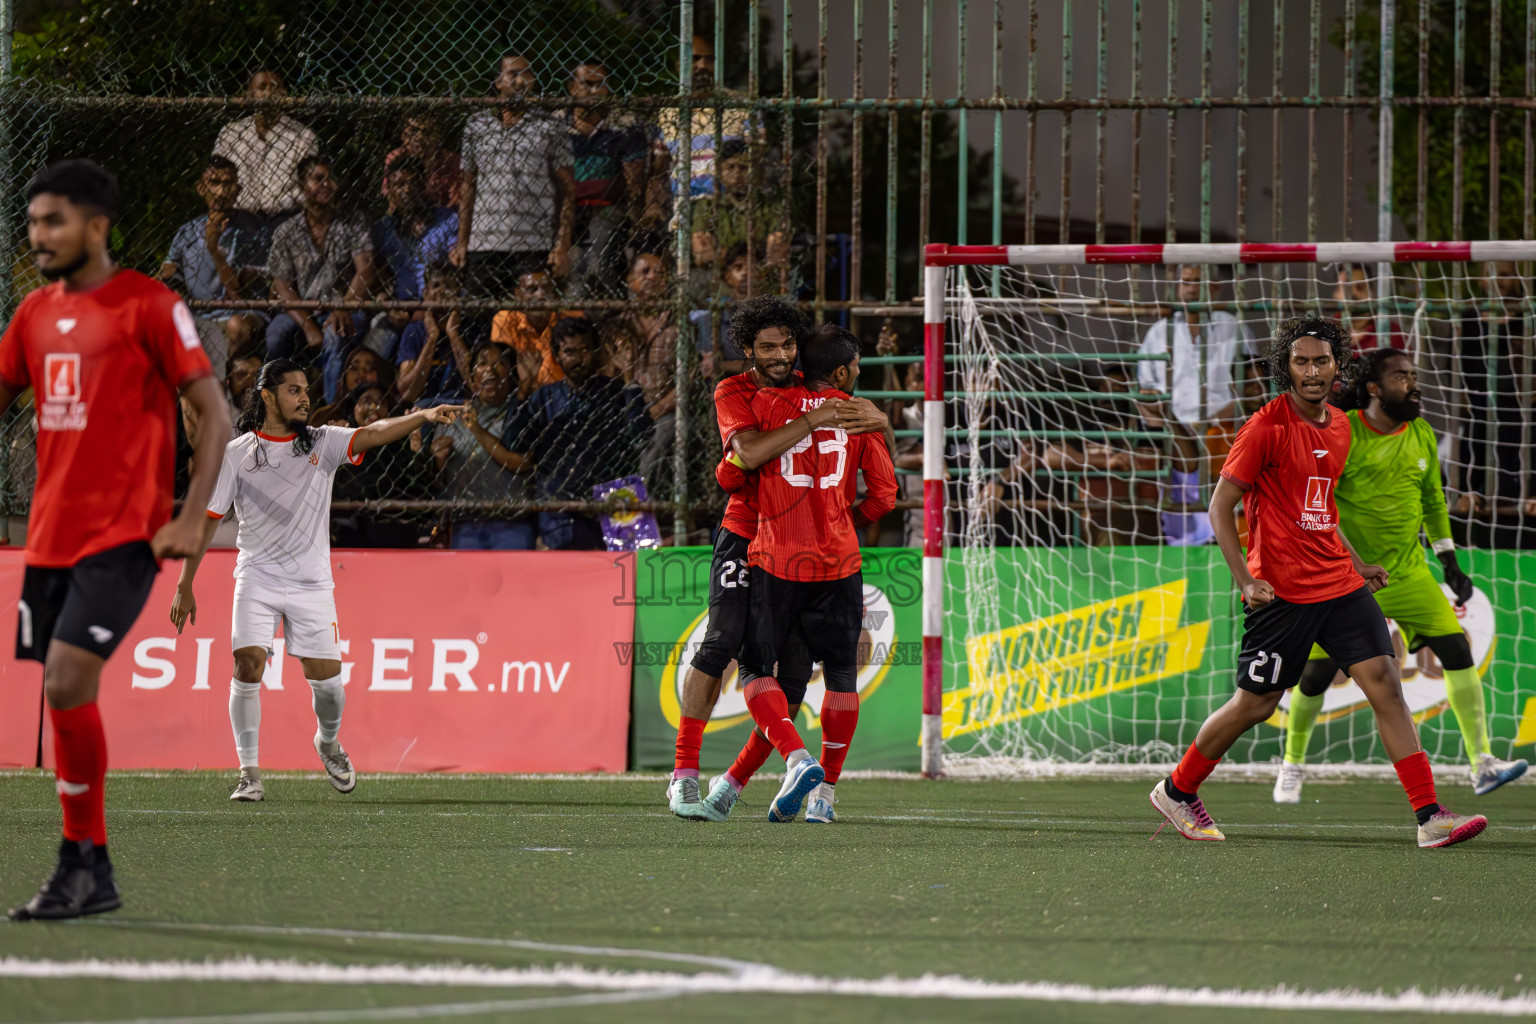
top-left (461, 111), bottom-right (571, 254)
top-left (213, 115), bottom-right (319, 216)
top-left (1137, 311), bottom-right (1254, 426)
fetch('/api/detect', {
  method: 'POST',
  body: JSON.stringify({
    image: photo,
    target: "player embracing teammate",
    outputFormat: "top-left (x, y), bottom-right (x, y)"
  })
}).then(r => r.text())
top-left (1151, 316), bottom-right (1488, 849)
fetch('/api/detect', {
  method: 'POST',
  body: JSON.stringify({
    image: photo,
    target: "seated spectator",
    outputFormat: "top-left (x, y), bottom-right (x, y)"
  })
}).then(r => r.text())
top-left (602, 252), bottom-right (677, 486)
top-left (369, 156), bottom-right (458, 361)
top-left (1333, 263), bottom-right (1405, 352)
top-left (452, 52), bottom-right (574, 298)
top-left (265, 155), bottom-right (375, 401)
top-left (688, 240), bottom-right (758, 378)
top-left (380, 112), bottom-right (463, 211)
top-left (396, 263), bottom-right (474, 409)
top-left (309, 346), bottom-right (395, 426)
top-left (213, 67), bottom-right (318, 231)
top-left (183, 349), bottom-right (261, 451)
top-left (505, 318), bottom-right (651, 550)
top-left (160, 156), bottom-right (271, 374)
top-left (658, 35), bottom-right (763, 198)
top-left (428, 343), bottom-right (534, 549)
top-left (566, 58), bottom-right (666, 298)
top-left (330, 381), bottom-right (443, 547)
top-left (490, 267), bottom-right (584, 399)
top-left (689, 140), bottom-right (788, 273)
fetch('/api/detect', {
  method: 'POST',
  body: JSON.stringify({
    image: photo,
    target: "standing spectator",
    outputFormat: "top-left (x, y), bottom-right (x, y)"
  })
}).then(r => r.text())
top-left (265, 155), bottom-right (375, 401)
top-left (429, 343), bottom-right (534, 549)
top-left (1136, 264), bottom-right (1255, 545)
top-left (379, 112), bottom-right (462, 211)
top-left (566, 58), bottom-right (666, 297)
top-left (452, 53), bottom-right (574, 299)
top-left (213, 67), bottom-right (318, 231)
top-left (689, 140), bottom-right (788, 273)
top-left (1332, 263), bottom-right (1405, 352)
top-left (370, 156), bottom-right (458, 361)
top-left (506, 318), bottom-right (651, 550)
top-left (657, 35), bottom-right (762, 198)
top-left (160, 155), bottom-right (271, 373)
top-left (396, 263), bottom-right (473, 409)
top-left (602, 251), bottom-right (677, 487)
top-left (1458, 261), bottom-right (1532, 520)
top-left (490, 268), bottom-right (584, 399)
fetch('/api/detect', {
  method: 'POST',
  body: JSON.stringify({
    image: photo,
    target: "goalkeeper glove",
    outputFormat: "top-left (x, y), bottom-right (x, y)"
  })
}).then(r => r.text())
top-left (1437, 549), bottom-right (1475, 607)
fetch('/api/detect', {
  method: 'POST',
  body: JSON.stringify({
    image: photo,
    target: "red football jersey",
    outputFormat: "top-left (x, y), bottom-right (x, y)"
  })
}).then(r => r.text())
top-left (713, 369), bottom-right (804, 541)
top-left (1219, 393), bottom-right (1360, 603)
top-left (747, 384), bottom-right (897, 582)
top-left (0, 270), bottom-right (213, 567)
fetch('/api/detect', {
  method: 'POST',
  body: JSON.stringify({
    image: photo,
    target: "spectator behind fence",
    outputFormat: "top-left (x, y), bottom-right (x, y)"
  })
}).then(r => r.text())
top-left (396, 263), bottom-right (473, 409)
top-left (602, 251), bottom-right (677, 487)
top-left (309, 346), bottom-right (395, 426)
top-left (160, 155), bottom-right (271, 375)
top-left (380, 112), bottom-right (462, 210)
top-left (266, 155), bottom-right (375, 402)
top-left (490, 268), bottom-right (583, 399)
top-left (689, 140), bottom-right (788, 275)
top-left (688, 241), bottom-right (758, 378)
top-left (1136, 264), bottom-right (1255, 546)
top-left (452, 53), bottom-right (574, 298)
top-left (213, 67), bottom-right (319, 229)
top-left (875, 323), bottom-right (925, 547)
top-left (1333, 263), bottom-right (1405, 353)
top-left (1458, 261), bottom-right (1532, 518)
top-left (330, 381), bottom-right (440, 548)
top-left (429, 343), bottom-right (534, 550)
top-left (658, 35), bottom-right (762, 198)
top-left (566, 58), bottom-right (665, 298)
top-left (506, 318), bottom-right (650, 550)
top-left (1204, 359), bottom-right (1268, 547)
top-left (369, 155), bottom-right (458, 361)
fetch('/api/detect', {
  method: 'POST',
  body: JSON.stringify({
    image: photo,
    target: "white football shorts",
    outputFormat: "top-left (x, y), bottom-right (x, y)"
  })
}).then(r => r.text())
top-left (231, 577), bottom-right (341, 660)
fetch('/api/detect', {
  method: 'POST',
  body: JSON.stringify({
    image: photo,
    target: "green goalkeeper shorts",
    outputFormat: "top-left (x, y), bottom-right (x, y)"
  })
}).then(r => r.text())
top-left (1308, 569), bottom-right (1462, 661)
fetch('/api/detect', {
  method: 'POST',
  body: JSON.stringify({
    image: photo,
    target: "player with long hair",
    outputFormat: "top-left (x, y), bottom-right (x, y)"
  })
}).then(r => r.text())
top-left (1273, 346), bottom-right (1527, 802)
top-left (170, 359), bottom-right (462, 801)
top-left (5, 160), bottom-right (232, 920)
top-left (1151, 316), bottom-right (1487, 848)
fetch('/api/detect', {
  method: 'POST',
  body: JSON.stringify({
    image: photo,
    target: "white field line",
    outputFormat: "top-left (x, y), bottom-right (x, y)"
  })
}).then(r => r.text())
top-left (6, 956), bottom-right (1536, 1017)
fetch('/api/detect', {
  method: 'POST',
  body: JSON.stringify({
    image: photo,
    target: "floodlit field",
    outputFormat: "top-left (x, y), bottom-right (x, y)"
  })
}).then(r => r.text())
top-left (1, 772), bottom-right (1534, 1023)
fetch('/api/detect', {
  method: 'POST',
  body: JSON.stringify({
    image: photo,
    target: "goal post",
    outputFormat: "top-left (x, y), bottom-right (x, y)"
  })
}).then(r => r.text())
top-left (919, 241), bottom-right (1536, 779)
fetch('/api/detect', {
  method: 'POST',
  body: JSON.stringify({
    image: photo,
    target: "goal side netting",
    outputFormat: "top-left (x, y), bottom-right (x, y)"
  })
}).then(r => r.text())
top-left (917, 242), bottom-right (1536, 778)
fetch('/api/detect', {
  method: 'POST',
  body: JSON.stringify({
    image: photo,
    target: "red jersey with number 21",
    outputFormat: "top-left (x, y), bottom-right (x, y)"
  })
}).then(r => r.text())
top-left (1218, 394), bottom-right (1359, 604)
top-left (0, 270), bottom-right (213, 567)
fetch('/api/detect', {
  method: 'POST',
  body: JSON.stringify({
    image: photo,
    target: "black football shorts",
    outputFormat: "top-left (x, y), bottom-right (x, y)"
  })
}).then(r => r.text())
top-left (16, 540), bottom-right (159, 663)
top-left (1235, 585), bottom-right (1395, 695)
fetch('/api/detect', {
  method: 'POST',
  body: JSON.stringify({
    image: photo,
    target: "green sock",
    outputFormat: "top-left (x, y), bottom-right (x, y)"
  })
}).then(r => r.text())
top-left (1443, 666), bottom-right (1491, 767)
top-left (1284, 691), bottom-right (1326, 765)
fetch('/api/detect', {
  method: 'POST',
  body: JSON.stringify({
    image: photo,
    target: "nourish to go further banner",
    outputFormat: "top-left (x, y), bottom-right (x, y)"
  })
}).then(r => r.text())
top-left (628, 547), bottom-right (924, 771)
top-left (0, 549), bottom-right (635, 773)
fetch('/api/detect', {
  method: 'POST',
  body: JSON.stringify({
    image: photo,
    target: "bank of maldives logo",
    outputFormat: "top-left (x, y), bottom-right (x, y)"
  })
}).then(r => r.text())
top-left (1304, 476), bottom-right (1331, 511)
top-left (40, 353), bottom-right (87, 431)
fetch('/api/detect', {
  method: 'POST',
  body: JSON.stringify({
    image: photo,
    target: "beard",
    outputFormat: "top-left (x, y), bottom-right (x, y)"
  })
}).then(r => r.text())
top-left (1381, 392), bottom-right (1422, 422)
top-left (37, 249), bottom-right (89, 281)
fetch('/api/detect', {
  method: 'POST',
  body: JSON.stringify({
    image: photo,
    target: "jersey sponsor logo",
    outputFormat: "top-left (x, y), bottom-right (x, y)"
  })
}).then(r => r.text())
top-left (55, 318), bottom-right (77, 334)
top-left (1304, 476), bottom-right (1331, 511)
top-left (1418, 457), bottom-right (1428, 472)
top-left (171, 300), bottom-right (202, 352)
top-left (309, 452), bottom-right (320, 466)
top-left (1312, 449), bottom-right (1329, 458)
top-left (40, 352), bottom-right (88, 431)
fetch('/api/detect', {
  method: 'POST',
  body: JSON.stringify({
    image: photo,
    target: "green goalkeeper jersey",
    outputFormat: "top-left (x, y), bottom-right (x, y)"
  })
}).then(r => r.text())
top-left (1334, 409), bottom-right (1452, 584)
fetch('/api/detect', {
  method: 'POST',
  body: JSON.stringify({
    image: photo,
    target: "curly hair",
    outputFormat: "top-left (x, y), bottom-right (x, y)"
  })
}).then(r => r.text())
top-left (1266, 315), bottom-right (1354, 396)
top-left (729, 295), bottom-right (808, 359)
top-left (1350, 344), bottom-right (1413, 409)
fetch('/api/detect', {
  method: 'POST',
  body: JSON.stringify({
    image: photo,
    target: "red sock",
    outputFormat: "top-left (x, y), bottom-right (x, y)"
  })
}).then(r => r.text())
top-left (1393, 751), bottom-right (1439, 813)
top-left (728, 730), bottom-right (775, 787)
top-left (1170, 741), bottom-right (1220, 796)
top-left (743, 678), bottom-right (807, 758)
top-left (51, 703), bottom-right (107, 846)
top-left (819, 692), bottom-right (860, 784)
top-left (673, 716), bottom-right (706, 777)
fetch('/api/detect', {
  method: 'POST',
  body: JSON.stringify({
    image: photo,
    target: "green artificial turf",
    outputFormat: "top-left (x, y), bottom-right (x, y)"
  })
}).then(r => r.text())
top-left (0, 771), bottom-right (1533, 1023)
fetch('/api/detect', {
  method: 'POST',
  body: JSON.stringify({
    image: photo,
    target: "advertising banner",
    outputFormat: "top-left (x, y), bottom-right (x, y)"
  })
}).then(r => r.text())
top-left (942, 547), bottom-right (1536, 764)
top-left (1, 549), bottom-right (634, 773)
top-left (628, 547), bottom-right (923, 771)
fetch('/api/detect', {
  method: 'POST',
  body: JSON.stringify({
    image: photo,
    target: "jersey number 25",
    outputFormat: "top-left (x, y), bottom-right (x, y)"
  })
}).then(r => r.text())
top-left (780, 428), bottom-right (848, 489)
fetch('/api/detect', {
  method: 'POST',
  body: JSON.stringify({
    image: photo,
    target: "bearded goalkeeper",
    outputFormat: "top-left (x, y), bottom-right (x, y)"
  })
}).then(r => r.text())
top-left (1273, 347), bottom-right (1528, 803)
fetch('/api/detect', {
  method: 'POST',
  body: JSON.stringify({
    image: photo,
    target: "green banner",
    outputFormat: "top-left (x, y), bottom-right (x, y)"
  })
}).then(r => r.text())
top-left (629, 548), bottom-right (923, 771)
top-left (941, 547), bottom-right (1536, 764)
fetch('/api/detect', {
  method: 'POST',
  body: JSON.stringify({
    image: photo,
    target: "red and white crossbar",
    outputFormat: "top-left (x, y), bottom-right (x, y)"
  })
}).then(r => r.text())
top-left (923, 240), bottom-right (1536, 266)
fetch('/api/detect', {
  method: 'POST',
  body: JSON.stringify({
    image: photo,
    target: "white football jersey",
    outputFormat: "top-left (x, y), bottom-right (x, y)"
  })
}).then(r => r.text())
top-left (207, 426), bottom-right (362, 589)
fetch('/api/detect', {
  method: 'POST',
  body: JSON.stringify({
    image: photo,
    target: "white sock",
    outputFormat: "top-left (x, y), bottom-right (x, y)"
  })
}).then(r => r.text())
top-left (308, 675), bottom-right (345, 745)
top-left (229, 679), bottom-right (261, 768)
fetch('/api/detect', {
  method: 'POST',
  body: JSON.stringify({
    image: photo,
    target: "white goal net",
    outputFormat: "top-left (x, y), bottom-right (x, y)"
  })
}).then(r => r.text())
top-left (917, 243), bottom-right (1536, 777)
